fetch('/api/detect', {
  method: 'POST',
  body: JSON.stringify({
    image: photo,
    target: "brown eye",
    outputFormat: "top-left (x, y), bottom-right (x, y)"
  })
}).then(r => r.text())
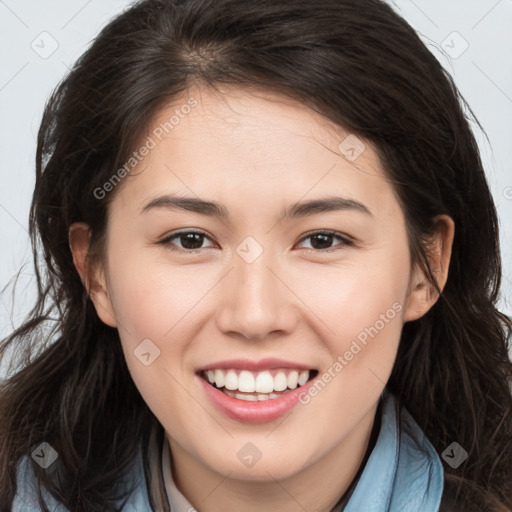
top-left (297, 231), bottom-right (353, 252)
top-left (159, 230), bottom-right (216, 253)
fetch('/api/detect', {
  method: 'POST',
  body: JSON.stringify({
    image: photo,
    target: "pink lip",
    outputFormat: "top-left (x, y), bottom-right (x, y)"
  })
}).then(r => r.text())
top-left (197, 358), bottom-right (313, 372)
top-left (197, 373), bottom-right (316, 424)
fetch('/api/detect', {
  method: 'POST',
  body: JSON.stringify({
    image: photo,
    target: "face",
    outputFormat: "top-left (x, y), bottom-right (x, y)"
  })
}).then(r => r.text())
top-left (72, 84), bottom-right (442, 485)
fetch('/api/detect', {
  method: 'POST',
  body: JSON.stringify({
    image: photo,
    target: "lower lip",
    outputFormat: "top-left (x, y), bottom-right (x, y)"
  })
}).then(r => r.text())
top-left (198, 374), bottom-right (316, 424)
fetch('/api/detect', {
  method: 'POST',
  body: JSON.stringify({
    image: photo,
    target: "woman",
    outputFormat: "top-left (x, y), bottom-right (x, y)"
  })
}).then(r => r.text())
top-left (1, 0), bottom-right (511, 510)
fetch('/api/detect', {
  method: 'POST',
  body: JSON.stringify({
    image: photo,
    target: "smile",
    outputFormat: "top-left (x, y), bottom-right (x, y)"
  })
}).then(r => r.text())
top-left (201, 368), bottom-right (316, 401)
top-left (196, 358), bottom-right (319, 423)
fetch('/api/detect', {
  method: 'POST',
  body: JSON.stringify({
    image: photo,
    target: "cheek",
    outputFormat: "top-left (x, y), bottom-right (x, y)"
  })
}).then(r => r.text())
top-left (295, 263), bottom-right (408, 433)
top-left (103, 245), bottom-right (216, 396)
top-left (103, 250), bottom-right (203, 430)
top-left (296, 250), bottom-right (410, 344)
top-left (104, 241), bottom-right (197, 341)
top-left (298, 242), bottom-right (411, 406)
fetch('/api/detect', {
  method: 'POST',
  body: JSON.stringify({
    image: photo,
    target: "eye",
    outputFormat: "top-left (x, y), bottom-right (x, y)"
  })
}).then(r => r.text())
top-left (158, 230), bottom-right (216, 253)
top-left (158, 229), bottom-right (353, 254)
top-left (296, 230), bottom-right (354, 253)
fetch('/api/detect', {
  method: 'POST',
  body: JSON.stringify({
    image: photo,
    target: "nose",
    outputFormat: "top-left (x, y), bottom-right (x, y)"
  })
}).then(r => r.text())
top-left (215, 249), bottom-right (299, 342)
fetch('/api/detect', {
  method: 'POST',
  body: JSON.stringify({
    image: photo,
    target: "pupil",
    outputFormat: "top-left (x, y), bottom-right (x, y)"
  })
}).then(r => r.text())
top-left (311, 233), bottom-right (332, 249)
top-left (181, 233), bottom-right (203, 249)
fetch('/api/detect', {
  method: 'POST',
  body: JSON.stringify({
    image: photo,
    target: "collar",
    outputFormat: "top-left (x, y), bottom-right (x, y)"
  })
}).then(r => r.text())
top-left (340, 388), bottom-right (444, 511)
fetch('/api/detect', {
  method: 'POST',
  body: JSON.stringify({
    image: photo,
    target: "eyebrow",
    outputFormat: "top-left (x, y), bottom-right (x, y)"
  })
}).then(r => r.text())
top-left (140, 194), bottom-right (373, 220)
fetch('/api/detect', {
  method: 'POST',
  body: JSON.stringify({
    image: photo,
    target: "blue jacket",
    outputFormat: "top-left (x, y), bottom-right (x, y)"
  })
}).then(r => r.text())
top-left (12, 388), bottom-right (444, 511)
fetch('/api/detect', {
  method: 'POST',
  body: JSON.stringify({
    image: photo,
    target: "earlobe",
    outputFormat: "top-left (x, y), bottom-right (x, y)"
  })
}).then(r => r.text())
top-left (403, 215), bottom-right (455, 322)
top-left (403, 274), bottom-right (430, 322)
top-left (68, 222), bottom-right (118, 328)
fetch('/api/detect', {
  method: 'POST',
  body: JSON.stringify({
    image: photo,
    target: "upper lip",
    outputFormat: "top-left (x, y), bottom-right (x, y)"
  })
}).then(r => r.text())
top-left (197, 358), bottom-right (314, 372)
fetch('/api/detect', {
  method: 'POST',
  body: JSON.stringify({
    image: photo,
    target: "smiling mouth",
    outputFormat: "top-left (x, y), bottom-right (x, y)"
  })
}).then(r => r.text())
top-left (199, 368), bottom-right (319, 402)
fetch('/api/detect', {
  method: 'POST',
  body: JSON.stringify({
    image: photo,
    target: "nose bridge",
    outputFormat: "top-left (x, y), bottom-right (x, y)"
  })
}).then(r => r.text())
top-left (215, 238), bottom-right (296, 340)
top-left (236, 250), bottom-right (275, 306)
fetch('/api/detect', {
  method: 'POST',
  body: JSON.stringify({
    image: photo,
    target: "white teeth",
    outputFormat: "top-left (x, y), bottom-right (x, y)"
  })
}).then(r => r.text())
top-left (235, 392), bottom-right (258, 401)
top-left (255, 371), bottom-right (274, 393)
top-left (224, 370), bottom-right (238, 390)
top-left (287, 370), bottom-right (299, 389)
top-left (224, 389), bottom-right (276, 401)
top-left (298, 370), bottom-right (309, 386)
top-left (238, 370), bottom-right (255, 392)
top-left (273, 371), bottom-right (288, 392)
top-left (214, 369), bottom-right (225, 388)
top-left (203, 368), bottom-right (312, 395)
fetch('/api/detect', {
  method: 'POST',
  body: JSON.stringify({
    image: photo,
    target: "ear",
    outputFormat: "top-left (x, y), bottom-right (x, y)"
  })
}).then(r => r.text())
top-left (68, 222), bottom-right (117, 328)
top-left (403, 214), bottom-right (455, 322)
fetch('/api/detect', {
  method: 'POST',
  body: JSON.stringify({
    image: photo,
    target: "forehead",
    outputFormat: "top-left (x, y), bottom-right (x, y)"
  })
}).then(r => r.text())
top-left (110, 84), bottom-right (395, 220)
top-left (149, 84), bottom-right (379, 171)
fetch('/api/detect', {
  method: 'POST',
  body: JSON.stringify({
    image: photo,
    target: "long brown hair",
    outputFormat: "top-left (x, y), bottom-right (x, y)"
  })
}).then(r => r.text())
top-left (1, 0), bottom-right (511, 510)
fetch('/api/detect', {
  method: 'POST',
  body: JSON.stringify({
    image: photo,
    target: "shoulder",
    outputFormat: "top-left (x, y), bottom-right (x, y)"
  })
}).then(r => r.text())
top-left (12, 448), bottom-right (152, 511)
top-left (11, 453), bottom-right (67, 511)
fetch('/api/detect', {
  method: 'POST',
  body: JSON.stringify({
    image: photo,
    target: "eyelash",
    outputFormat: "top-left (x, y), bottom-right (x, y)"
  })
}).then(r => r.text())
top-left (157, 229), bottom-right (354, 254)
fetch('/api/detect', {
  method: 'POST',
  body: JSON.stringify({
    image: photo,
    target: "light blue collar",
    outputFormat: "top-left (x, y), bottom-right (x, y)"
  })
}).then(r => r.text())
top-left (341, 388), bottom-right (444, 511)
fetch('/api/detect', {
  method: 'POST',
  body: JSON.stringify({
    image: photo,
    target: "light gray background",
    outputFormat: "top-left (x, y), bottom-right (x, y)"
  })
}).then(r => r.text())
top-left (1, 1), bottom-right (511, 349)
